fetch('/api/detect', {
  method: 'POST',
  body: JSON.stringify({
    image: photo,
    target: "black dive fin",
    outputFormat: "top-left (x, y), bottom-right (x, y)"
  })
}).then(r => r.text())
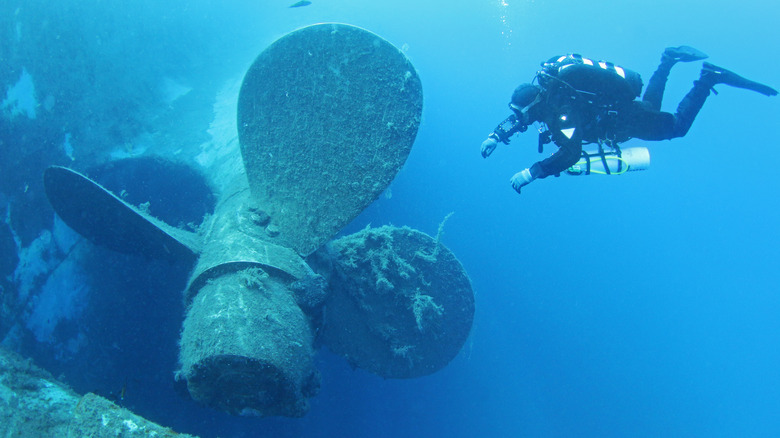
top-left (702, 62), bottom-right (778, 96)
top-left (664, 45), bottom-right (708, 62)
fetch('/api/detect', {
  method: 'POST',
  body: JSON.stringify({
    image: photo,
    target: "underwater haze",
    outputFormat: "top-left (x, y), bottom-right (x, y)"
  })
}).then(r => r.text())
top-left (1, 0), bottom-right (779, 437)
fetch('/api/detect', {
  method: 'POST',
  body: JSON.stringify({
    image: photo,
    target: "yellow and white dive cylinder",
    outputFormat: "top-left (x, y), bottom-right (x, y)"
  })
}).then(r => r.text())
top-left (565, 146), bottom-right (650, 176)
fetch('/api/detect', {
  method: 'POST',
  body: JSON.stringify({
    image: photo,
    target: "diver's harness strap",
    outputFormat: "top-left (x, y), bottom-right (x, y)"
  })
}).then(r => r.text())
top-left (595, 140), bottom-right (622, 175)
top-left (537, 128), bottom-right (552, 153)
top-left (566, 139), bottom-right (626, 176)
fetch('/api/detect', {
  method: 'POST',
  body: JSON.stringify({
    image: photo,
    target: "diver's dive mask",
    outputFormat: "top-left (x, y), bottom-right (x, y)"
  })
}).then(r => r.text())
top-left (509, 90), bottom-right (542, 125)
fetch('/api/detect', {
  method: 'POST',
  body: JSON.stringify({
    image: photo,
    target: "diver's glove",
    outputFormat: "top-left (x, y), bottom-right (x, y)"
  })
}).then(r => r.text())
top-left (481, 135), bottom-right (499, 158)
top-left (510, 168), bottom-right (536, 194)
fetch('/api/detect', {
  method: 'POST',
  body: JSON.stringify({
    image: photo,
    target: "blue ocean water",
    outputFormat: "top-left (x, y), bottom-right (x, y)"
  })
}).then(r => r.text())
top-left (1, 0), bottom-right (778, 437)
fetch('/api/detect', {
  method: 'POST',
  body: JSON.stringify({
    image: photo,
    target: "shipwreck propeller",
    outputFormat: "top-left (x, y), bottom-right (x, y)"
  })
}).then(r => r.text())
top-left (43, 23), bottom-right (474, 418)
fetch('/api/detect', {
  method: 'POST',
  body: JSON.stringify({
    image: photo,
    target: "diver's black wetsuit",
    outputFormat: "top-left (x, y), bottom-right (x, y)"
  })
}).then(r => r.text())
top-left (625, 60), bottom-right (711, 141)
top-left (496, 57), bottom-right (712, 179)
top-left (484, 48), bottom-right (776, 194)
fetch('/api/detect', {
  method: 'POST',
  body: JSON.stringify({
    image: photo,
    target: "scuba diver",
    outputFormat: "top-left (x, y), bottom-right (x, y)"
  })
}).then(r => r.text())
top-left (480, 46), bottom-right (778, 194)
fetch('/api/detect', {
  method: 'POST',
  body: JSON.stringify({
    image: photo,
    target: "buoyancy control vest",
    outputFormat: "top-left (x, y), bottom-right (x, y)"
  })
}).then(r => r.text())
top-left (534, 54), bottom-right (644, 148)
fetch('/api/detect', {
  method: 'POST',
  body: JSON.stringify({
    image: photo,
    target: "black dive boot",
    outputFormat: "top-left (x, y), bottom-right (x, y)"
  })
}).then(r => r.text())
top-left (663, 46), bottom-right (708, 63)
top-left (701, 62), bottom-right (778, 96)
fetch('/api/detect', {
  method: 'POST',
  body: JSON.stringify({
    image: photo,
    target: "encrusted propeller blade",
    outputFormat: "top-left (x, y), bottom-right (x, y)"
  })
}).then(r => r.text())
top-left (43, 166), bottom-right (200, 263)
top-left (237, 23), bottom-right (423, 256)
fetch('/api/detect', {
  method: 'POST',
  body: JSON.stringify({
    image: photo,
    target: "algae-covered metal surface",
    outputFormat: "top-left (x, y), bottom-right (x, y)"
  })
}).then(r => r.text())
top-left (43, 166), bottom-right (200, 264)
top-left (183, 187), bottom-right (317, 305)
top-left (178, 268), bottom-right (318, 417)
top-left (38, 23), bottom-right (475, 420)
top-left (238, 23), bottom-right (423, 256)
top-left (0, 346), bottom-right (197, 437)
top-left (319, 225), bottom-right (474, 378)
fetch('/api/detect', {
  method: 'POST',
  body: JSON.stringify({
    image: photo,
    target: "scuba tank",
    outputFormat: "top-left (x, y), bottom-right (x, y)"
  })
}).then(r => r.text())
top-left (566, 146), bottom-right (650, 176)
